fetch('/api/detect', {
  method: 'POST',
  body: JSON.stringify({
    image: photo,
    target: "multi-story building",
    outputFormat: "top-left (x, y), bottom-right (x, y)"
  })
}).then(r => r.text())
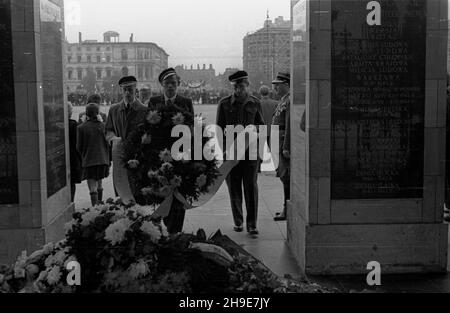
top-left (174, 64), bottom-right (219, 89)
top-left (65, 31), bottom-right (169, 94)
top-left (243, 16), bottom-right (291, 88)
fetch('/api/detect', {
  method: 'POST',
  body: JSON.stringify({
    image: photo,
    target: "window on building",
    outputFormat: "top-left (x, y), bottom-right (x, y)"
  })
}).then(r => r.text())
top-left (145, 50), bottom-right (150, 59)
top-left (67, 56), bottom-right (72, 63)
top-left (106, 69), bottom-right (112, 77)
top-left (77, 55), bottom-right (82, 63)
top-left (77, 47), bottom-right (81, 52)
top-left (122, 66), bottom-right (129, 76)
top-left (97, 55), bottom-right (101, 63)
top-left (121, 49), bottom-right (128, 60)
top-left (145, 66), bottom-right (150, 80)
top-left (68, 70), bottom-right (73, 80)
top-left (96, 69), bottom-right (102, 79)
top-left (77, 69), bottom-right (82, 80)
top-left (86, 46), bottom-right (91, 52)
top-left (138, 50), bottom-right (143, 60)
top-left (106, 55), bottom-right (111, 62)
top-left (138, 66), bottom-right (143, 80)
top-left (106, 46), bottom-right (111, 51)
top-left (87, 55), bottom-right (91, 63)
top-left (96, 47), bottom-right (101, 52)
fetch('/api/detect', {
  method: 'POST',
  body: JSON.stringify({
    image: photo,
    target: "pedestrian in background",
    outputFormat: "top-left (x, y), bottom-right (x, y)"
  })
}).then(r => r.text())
top-left (68, 102), bottom-right (82, 202)
top-left (259, 85), bottom-right (278, 149)
top-left (78, 94), bottom-right (107, 125)
top-left (77, 103), bottom-right (110, 206)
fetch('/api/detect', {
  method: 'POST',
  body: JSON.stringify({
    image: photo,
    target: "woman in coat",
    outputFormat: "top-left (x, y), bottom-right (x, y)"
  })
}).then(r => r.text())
top-left (77, 103), bottom-right (110, 206)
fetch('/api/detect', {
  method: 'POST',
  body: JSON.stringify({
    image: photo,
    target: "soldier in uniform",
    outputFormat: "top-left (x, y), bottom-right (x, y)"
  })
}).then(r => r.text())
top-left (148, 68), bottom-right (195, 234)
top-left (271, 73), bottom-right (291, 222)
top-left (216, 71), bottom-right (265, 235)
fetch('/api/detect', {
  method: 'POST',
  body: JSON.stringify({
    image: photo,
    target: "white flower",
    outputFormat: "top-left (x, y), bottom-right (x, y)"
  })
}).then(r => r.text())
top-left (127, 208), bottom-right (137, 219)
top-left (36, 271), bottom-right (47, 282)
top-left (97, 114), bottom-right (104, 123)
top-left (80, 210), bottom-right (100, 226)
top-left (47, 266), bottom-right (62, 285)
top-left (161, 162), bottom-right (173, 172)
top-left (147, 110), bottom-right (162, 125)
top-left (14, 267), bottom-right (26, 279)
top-left (170, 175), bottom-right (182, 188)
top-left (141, 133), bottom-right (152, 145)
top-left (13, 251), bottom-right (27, 278)
top-left (64, 220), bottom-right (77, 233)
top-left (147, 170), bottom-right (159, 180)
top-left (140, 221), bottom-right (162, 243)
top-left (53, 249), bottom-right (69, 266)
top-left (128, 259), bottom-right (150, 279)
top-left (104, 218), bottom-right (132, 246)
top-left (135, 205), bottom-right (153, 217)
top-left (159, 149), bottom-right (173, 163)
top-left (128, 159), bottom-right (140, 169)
top-left (196, 174), bottom-right (208, 188)
top-left (64, 255), bottom-right (77, 268)
top-left (172, 112), bottom-right (185, 125)
top-left (141, 187), bottom-right (154, 197)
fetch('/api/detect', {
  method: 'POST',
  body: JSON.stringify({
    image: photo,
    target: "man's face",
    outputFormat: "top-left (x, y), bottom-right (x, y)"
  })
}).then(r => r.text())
top-left (121, 84), bottom-right (137, 104)
top-left (274, 83), bottom-right (289, 97)
top-left (233, 81), bottom-right (249, 98)
top-left (162, 75), bottom-right (178, 98)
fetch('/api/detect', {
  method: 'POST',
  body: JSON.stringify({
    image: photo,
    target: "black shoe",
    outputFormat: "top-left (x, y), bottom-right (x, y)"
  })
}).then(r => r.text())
top-left (274, 214), bottom-right (287, 221)
top-left (234, 225), bottom-right (244, 232)
top-left (248, 228), bottom-right (259, 235)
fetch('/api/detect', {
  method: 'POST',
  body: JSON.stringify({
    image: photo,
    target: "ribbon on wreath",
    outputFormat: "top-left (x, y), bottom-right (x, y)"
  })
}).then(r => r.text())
top-left (113, 126), bottom-right (261, 219)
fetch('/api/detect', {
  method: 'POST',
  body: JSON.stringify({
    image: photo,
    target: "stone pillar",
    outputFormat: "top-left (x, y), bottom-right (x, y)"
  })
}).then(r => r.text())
top-left (289, 0), bottom-right (448, 275)
top-left (0, 0), bottom-right (73, 264)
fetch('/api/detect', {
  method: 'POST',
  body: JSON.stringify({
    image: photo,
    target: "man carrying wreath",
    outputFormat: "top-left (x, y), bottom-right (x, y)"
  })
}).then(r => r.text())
top-left (148, 68), bottom-right (195, 234)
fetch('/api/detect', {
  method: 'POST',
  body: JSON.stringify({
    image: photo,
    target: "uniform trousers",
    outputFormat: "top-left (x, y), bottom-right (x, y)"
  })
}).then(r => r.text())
top-left (226, 160), bottom-right (260, 229)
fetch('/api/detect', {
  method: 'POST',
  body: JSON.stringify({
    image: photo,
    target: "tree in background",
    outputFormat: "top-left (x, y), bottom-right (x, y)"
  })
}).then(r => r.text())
top-left (81, 67), bottom-right (98, 95)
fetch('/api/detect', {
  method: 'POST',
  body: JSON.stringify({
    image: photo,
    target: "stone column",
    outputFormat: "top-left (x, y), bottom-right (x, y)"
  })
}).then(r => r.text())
top-left (288, 0), bottom-right (448, 275)
top-left (0, 0), bottom-right (73, 264)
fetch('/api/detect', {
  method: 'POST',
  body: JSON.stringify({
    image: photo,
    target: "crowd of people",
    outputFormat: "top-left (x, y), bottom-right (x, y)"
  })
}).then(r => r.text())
top-left (68, 67), bottom-right (298, 236)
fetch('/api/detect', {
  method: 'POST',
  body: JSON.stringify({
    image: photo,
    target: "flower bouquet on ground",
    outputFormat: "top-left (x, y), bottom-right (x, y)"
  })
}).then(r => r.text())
top-left (121, 104), bottom-right (219, 207)
top-left (0, 199), bottom-right (332, 293)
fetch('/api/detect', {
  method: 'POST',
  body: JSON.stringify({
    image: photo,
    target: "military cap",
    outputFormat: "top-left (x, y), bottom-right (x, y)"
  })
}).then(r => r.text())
top-left (118, 76), bottom-right (138, 87)
top-left (272, 72), bottom-right (290, 85)
top-left (229, 70), bottom-right (249, 84)
top-left (159, 68), bottom-right (178, 84)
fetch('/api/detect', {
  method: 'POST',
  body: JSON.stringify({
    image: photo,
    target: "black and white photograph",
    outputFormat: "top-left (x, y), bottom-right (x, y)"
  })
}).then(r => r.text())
top-left (0, 0), bottom-right (450, 306)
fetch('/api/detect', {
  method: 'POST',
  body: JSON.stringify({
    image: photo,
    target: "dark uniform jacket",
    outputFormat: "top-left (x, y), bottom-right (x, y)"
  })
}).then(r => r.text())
top-left (105, 99), bottom-right (148, 141)
top-left (148, 94), bottom-right (194, 118)
top-left (272, 93), bottom-right (291, 153)
top-left (216, 94), bottom-right (265, 160)
top-left (76, 120), bottom-right (110, 168)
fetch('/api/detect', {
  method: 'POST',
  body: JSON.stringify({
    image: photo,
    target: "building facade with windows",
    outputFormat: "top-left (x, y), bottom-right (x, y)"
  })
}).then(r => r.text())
top-left (243, 16), bottom-right (291, 88)
top-left (65, 31), bottom-right (169, 93)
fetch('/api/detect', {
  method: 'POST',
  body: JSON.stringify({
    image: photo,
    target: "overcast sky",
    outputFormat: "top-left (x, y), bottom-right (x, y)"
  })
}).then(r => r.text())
top-left (64, 0), bottom-right (290, 73)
